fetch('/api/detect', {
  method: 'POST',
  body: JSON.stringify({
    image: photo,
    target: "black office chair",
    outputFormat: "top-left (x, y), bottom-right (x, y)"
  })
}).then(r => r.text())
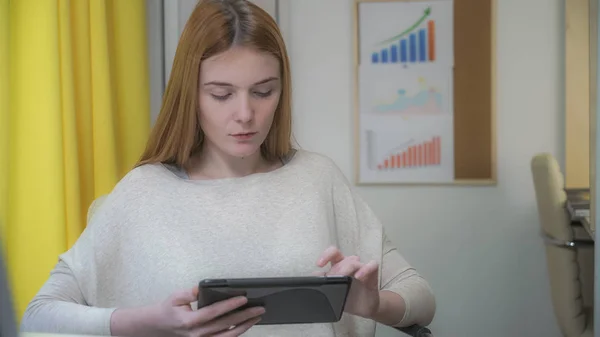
top-left (396, 324), bottom-right (433, 337)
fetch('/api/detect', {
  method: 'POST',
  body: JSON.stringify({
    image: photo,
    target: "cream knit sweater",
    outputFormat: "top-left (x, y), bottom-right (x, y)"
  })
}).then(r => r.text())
top-left (20, 150), bottom-right (435, 337)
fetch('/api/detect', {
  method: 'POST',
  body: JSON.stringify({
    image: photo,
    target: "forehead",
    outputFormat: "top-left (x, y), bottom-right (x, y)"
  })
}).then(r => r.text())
top-left (199, 46), bottom-right (280, 85)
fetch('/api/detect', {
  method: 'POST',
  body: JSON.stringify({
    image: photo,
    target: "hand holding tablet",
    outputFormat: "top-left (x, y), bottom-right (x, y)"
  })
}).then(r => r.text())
top-left (196, 246), bottom-right (380, 326)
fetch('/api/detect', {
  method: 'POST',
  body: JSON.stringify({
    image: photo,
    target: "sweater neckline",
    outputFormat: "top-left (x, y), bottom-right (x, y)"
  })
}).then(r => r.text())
top-left (158, 149), bottom-right (299, 185)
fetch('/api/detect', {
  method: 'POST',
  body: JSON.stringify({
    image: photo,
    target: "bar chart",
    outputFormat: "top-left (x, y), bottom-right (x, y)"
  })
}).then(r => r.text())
top-left (375, 136), bottom-right (441, 170)
top-left (371, 10), bottom-right (436, 65)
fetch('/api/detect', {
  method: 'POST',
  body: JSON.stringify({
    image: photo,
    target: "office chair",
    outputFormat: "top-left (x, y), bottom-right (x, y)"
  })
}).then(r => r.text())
top-left (396, 324), bottom-right (433, 336)
top-left (531, 153), bottom-right (594, 337)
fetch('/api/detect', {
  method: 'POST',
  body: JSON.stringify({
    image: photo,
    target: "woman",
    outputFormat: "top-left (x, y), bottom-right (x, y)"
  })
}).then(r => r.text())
top-left (20, 0), bottom-right (435, 336)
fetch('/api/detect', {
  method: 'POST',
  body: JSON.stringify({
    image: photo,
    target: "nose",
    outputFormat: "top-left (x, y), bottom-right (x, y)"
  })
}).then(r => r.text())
top-left (234, 93), bottom-right (254, 124)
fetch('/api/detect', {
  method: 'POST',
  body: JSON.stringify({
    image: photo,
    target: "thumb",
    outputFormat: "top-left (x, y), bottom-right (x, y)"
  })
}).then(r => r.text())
top-left (169, 286), bottom-right (199, 306)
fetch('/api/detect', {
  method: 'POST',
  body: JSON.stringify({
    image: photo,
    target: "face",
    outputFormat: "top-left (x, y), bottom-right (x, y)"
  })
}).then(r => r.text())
top-left (198, 46), bottom-right (281, 159)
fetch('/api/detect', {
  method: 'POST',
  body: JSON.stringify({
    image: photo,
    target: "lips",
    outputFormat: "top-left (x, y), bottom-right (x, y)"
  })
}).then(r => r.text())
top-left (231, 132), bottom-right (257, 140)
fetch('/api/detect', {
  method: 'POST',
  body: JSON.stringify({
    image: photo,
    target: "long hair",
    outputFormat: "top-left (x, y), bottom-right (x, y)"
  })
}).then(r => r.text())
top-left (136, 0), bottom-right (293, 168)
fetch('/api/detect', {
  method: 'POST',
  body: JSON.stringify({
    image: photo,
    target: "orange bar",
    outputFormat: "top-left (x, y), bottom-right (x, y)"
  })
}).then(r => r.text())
top-left (428, 142), bottom-right (433, 165)
top-left (384, 159), bottom-right (389, 168)
top-left (402, 152), bottom-right (407, 168)
top-left (396, 154), bottom-right (401, 168)
top-left (408, 147), bottom-right (413, 167)
top-left (436, 137), bottom-right (441, 164)
top-left (418, 144), bottom-right (422, 166)
top-left (430, 141), bottom-right (434, 165)
top-left (428, 20), bottom-right (435, 61)
top-left (433, 138), bottom-right (437, 165)
top-left (434, 139), bottom-right (438, 164)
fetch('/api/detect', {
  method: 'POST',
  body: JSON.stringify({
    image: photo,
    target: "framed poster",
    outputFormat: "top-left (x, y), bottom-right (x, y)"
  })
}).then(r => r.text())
top-left (354, 0), bottom-right (497, 186)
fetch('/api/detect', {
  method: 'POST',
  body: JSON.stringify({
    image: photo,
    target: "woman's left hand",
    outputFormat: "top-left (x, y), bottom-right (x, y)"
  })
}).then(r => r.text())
top-left (315, 246), bottom-right (380, 320)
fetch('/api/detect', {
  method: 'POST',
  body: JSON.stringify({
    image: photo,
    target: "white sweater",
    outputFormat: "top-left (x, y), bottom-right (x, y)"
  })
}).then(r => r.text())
top-left (20, 149), bottom-right (435, 337)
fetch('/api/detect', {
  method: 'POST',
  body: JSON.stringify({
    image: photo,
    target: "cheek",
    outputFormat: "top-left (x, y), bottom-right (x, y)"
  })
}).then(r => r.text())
top-left (256, 96), bottom-right (280, 120)
top-left (199, 96), bottom-right (228, 127)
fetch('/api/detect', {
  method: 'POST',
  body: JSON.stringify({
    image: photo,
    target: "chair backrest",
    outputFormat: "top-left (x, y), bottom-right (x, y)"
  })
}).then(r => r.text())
top-left (530, 153), bottom-right (588, 336)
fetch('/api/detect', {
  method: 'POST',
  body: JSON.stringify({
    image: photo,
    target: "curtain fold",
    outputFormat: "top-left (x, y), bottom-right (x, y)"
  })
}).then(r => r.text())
top-left (4, 0), bottom-right (150, 319)
top-left (0, 0), bottom-right (8, 246)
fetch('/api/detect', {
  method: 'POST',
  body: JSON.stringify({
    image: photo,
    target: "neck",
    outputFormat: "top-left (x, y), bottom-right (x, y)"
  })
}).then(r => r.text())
top-left (186, 144), bottom-right (273, 180)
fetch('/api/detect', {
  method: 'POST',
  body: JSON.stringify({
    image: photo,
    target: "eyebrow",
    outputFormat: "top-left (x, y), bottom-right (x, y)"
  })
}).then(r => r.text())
top-left (203, 76), bottom-right (279, 87)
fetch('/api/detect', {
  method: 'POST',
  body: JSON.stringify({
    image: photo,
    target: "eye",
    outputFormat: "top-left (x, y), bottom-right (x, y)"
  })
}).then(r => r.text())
top-left (211, 93), bottom-right (231, 101)
top-left (253, 89), bottom-right (273, 98)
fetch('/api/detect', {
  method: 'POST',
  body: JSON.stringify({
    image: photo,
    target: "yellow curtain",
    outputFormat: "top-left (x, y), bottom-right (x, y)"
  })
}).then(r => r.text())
top-left (3, 0), bottom-right (151, 319)
top-left (0, 0), bottom-right (8, 246)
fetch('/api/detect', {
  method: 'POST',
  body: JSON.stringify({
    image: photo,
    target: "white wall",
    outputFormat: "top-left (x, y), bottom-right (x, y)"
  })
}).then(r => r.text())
top-left (288, 1), bottom-right (565, 337)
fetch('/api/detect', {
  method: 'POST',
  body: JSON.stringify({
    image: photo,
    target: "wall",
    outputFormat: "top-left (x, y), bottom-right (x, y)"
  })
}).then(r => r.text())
top-left (287, 0), bottom-right (564, 336)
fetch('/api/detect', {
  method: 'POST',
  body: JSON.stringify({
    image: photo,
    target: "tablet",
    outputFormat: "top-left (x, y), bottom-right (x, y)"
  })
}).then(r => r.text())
top-left (197, 276), bottom-right (353, 325)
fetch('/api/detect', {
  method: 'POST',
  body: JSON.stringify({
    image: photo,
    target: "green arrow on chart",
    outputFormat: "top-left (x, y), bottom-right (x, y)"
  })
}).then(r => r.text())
top-left (376, 7), bottom-right (431, 46)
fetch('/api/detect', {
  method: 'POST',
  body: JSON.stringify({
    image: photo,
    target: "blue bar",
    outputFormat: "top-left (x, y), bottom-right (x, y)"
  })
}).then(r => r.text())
top-left (372, 52), bottom-right (379, 63)
top-left (419, 29), bottom-right (427, 62)
top-left (391, 45), bottom-right (398, 63)
top-left (409, 33), bottom-right (417, 62)
top-left (400, 39), bottom-right (407, 63)
top-left (381, 49), bottom-right (388, 63)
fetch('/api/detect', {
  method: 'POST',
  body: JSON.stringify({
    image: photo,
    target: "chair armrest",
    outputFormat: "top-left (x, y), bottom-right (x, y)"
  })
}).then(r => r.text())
top-left (395, 324), bottom-right (433, 336)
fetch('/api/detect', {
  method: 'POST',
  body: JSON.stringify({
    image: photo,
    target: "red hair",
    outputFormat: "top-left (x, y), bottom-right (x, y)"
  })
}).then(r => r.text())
top-left (137, 0), bottom-right (293, 168)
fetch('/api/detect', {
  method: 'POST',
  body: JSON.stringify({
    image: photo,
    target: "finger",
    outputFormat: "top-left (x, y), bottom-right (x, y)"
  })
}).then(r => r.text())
top-left (201, 306), bottom-right (265, 335)
top-left (216, 316), bottom-right (262, 337)
top-left (317, 246), bottom-right (345, 267)
top-left (354, 260), bottom-right (379, 281)
top-left (311, 270), bottom-right (327, 277)
top-left (192, 296), bottom-right (249, 324)
top-left (329, 259), bottom-right (363, 277)
top-left (169, 286), bottom-right (199, 306)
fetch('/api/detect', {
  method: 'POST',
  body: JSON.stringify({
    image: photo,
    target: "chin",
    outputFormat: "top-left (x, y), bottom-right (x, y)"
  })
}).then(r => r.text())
top-left (226, 144), bottom-right (262, 158)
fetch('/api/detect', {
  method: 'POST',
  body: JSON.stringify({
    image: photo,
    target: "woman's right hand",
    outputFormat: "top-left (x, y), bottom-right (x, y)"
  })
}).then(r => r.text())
top-left (111, 286), bottom-right (265, 337)
top-left (154, 286), bottom-right (265, 336)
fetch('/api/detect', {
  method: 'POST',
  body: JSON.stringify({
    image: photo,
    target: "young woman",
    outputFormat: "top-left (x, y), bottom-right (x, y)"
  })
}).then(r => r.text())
top-left (20, 0), bottom-right (435, 336)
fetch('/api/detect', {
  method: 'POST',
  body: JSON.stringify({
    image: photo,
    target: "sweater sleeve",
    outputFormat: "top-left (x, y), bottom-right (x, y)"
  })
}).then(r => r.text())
top-left (20, 188), bottom-right (124, 335)
top-left (380, 232), bottom-right (436, 327)
top-left (19, 259), bottom-right (115, 335)
top-left (328, 161), bottom-right (436, 328)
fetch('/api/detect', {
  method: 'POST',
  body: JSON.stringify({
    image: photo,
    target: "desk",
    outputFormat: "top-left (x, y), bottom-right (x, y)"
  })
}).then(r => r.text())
top-left (565, 188), bottom-right (594, 240)
top-left (580, 216), bottom-right (595, 239)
